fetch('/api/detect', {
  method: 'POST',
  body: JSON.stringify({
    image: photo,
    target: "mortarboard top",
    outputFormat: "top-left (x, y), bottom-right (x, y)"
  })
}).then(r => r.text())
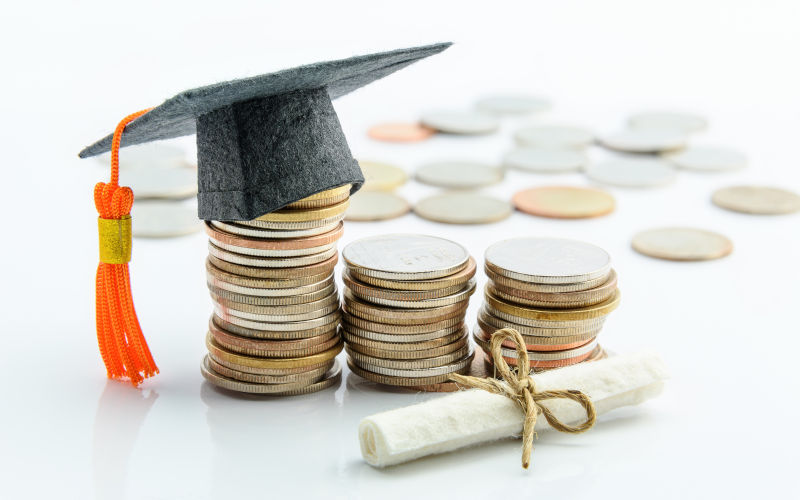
top-left (79, 43), bottom-right (451, 221)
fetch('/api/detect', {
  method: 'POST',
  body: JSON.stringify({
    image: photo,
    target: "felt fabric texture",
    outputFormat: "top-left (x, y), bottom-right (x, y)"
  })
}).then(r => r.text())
top-left (358, 351), bottom-right (668, 467)
top-left (78, 43), bottom-right (451, 220)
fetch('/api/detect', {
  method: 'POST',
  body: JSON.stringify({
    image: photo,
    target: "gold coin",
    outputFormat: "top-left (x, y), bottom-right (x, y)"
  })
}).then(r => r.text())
top-left (475, 320), bottom-right (598, 348)
top-left (343, 270), bottom-right (471, 301)
top-left (482, 303), bottom-right (606, 329)
top-left (210, 220), bottom-right (341, 239)
top-left (342, 321), bottom-right (463, 343)
top-left (348, 279), bottom-right (476, 309)
top-left (484, 287), bottom-right (621, 321)
top-left (202, 356), bottom-right (342, 395)
top-left (210, 290), bottom-right (339, 316)
top-left (351, 350), bottom-right (474, 378)
top-left (358, 160), bottom-right (408, 191)
top-left (213, 299), bottom-right (339, 323)
top-left (348, 256), bottom-right (477, 291)
top-left (485, 265), bottom-right (608, 293)
top-left (285, 184), bottom-right (351, 209)
top-left (712, 185), bottom-right (800, 215)
top-left (343, 289), bottom-right (468, 325)
top-left (207, 284), bottom-right (334, 306)
top-left (206, 334), bottom-right (343, 369)
top-left (236, 214), bottom-right (345, 230)
top-left (211, 315), bottom-right (338, 341)
top-left (347, 358), bottom-right (469, 387)
top-left (207, 253), bottom-right (338, 279)
top-left (512, 186), bottom-right (615, 219)
top-left (346, 344), bottom-right (471, 370)
top-left (210, 329), bottom-right (340, 358)
top-left (206, 258), bottom-right (331, 289)
top-left (631, 227), bottom-right (732, 261)
top-left (207, 355), bottom-right (332, 384)
top-left (207, 273), bottom-right (334, 297)
top-left (208, 242), bottom-right (337, 268)
top-left (478, 307), bottom-right (603, 337)
top-left (212, 310), bottom-right (341, 333)
top-left (345, 329), bottom-right (468, 360)
top-left (208, 348), bottom-right (333, 375)
top-left (255, 199), bottom-right (350, 222)
top-left (489, 282), bottom-right (616, 309)
top-left (342, 310), bottom-right (464, 334)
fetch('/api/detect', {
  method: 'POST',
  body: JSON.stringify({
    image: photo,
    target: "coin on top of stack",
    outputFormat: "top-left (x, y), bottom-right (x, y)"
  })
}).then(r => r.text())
top-left (341, 234), bottom-right (477, 389)
top-left (200, 185), bottom-right (353, 395)
top-left (477, 238), bottom-right (620, 371)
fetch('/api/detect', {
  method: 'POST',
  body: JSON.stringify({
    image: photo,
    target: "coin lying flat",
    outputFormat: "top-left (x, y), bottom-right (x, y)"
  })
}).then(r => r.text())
top-left (474, 325), bottom-right (595, 352)
top-left (204, 222), bottom-right (343, 250)
top-left (475, 95), bottom-right (551, 115)
top-left (345, 191), bottom-right (410, 221)
top-left (206, 334), bottom-right (343, 369)
top-left (628, 111), bottom-right (708, 133)
top-left (255, 199), bottom-right (349, 223)
top-left (420, 110), bottom-right (500, 135)
top-left (237, 214), bottom-right (345, 230)
top-left (664, 146), bottom-right (747, 172)
top-left (202, 356), bottom-right (342, 395)
top-left (358, 160), bottom-right (407, 191)
top-left (414, 192), bottom-right (512, 224)
top-left (350, 257), bottom-right (477, 291)
top-left (342, 321), bottom-right (463, 343)
top-left (346, 344), bottom-right (470, 370)
top-left (485, 237), bottom-right (611, 284)
top-left (208, 242), bottom-right (337, 268)
top-left (285, 184), bottom-right (351, 209)
top-left (212, 314), bottom-right (339, 340)
top-left (209, 220), bottom-right (341, 239)
top-left (131, 201), bottom-right (202, 238)
top-left (493, 269), bottom-right (618, 304)
top-left (599, 129), bottom-right (687, 153)
top-left (585, 158), bottom-right (676, 188)
top-left (477, 313), bottom-right (601, 341)
top-left (343, 234), bottom-right (469, 280)
top-left (632, 227), bottom-right (733, 261)
top-left (504, 148), bottom-right (587, 173)
top-left (415, 161), bottom-right (503, 189)
top-left (344, 290), bottom-right (467, 326)
top-left (213, 309), bottom-right (341, 333)
top-left (712, 186), bottom-right (800, 215)
top-left (207, 253), bottom-right (338, 279)
top-left (485, 288), bottom-right (621, 321)
top-left (351, 279), bottom-right (475, 309)
top-left (513, 186), bottom-right (615, 219)
top-left (482, 303), bottom-right (607, 329)
top-left (484, 265), bottom-right (609, 293)
top-left (343, 271), bottom-right (469, 301)
top-left (207, 356), bottom-right (332, 384)
top-left (514, 125), bottom-right (594, 150)
top-left (368, 122), bottom-right (436, 142)
top-left (348, 357), bottom-right (470, 387)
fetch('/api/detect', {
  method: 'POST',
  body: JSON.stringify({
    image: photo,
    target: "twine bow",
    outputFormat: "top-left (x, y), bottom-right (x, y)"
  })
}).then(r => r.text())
top-left (449, 328), bottom-right (596, 469)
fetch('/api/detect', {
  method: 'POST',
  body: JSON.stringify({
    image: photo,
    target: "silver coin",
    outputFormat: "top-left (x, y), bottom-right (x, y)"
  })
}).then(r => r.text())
top-left (346, 344), bottom-right (471, 369)
top-left (599, 129), bottom-right (687, 153)
top-left (213, 300), bottom-right (339, 323)
top-left (503, 148), bottom-right (587, 173)
top-left (201, 357), bottom-right (342, 395)
top-left (207, 274), bottom-right (334, 297)
top-left (664, 146), bottom-right (747, 172)
top-left (212, 311), bottom-right (341, 336)
top-left (485, 265), bottom-right (608, 292)
top-left (420, 110), bottom-right (500, 135)
top-left (415, 161), bottom-right (503, 189)
top-left (342, 321), bottom-right (463, 343)
top-left (343, 234), bottom-right (469, 280)
top-left (585, 158), bottom-right (676, 188)
top-left (712, 185), bottom-right (800, 215)
top-left (131, 200), bottom-right (202, 238)
top-left (628, 111), bottom-right (708, 133)
top-left (631, 227), bottom-right (733, 261)
top-left (209, 220), bottom-right (340, 238)
top-left (475, 95), bottom-right (551, 115)
top-left (208, 238), bottom-right (336, 257)
top-left (207, 242), bottom-right (337, 268)
top-left (349, 279), bottom-right (476, 309)
top-left (414, 192), bottom-right (512, 224)
top-left (478, 307), bottom-right (603, 337)
top-left (345, 191), bottom-right (410, 221)
top-left (485, 237), bottom-right (611, 284)
top-left (482, 303), bottom-right (607, 329)
top-left (514, 125), bottom-right (594, 150)
top-left (208, 283), bottom-right (336, 306)
top-left (235, 214), bottom-right (345, 230)
top-left (351, 350), bottom-right (474, 378)
top-left (212, 291), bottom-right (339, 317)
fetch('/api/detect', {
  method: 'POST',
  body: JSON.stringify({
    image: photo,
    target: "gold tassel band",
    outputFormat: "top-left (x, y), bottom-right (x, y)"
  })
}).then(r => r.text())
top-left (98, 216), bottom-right (132, 264)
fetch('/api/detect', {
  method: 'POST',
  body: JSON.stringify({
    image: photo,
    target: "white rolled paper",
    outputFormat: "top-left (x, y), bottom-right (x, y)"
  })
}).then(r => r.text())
top-left (359, 351), bottom-right (667, 467)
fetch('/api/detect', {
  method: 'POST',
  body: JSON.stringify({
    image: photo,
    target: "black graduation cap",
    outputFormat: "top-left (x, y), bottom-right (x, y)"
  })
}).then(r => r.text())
top-left (79, 42), bottom-right (451, 221)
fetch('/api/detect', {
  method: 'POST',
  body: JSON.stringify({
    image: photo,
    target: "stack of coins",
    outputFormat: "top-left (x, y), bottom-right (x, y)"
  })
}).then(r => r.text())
top-left (199, 185), bottom-right (352, 395)
top-left (477, 238), bottom-right (620, 371)
top-left (340, 234), bottom-right (477, 388)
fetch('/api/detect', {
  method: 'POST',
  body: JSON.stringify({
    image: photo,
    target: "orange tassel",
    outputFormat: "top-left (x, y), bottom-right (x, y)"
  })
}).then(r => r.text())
top-left (94, 109), bottom-right (158, 386)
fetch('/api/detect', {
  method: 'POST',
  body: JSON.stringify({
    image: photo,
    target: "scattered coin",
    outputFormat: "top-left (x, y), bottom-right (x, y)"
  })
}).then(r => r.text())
top-left (628, 111), bottom-right (708, 134)
top-left (415, 161), bottom-right (503, 189)
top-left (599, 129), bottom-right (687, 153)
top-left (712, 185), bottom-right (800, 215)
top-left (131, 200), bottom-right (202, 238)
top-left (475, 95), bottom-right (551, 115)
top-left (664, 146), bottom-right (747, 172)
top-left (512, 186), bottom-right (615, 219)
top-left (514, 125), bottom-right (594, 150)
top-left (358, 160), bottom-right (408, 191)
top-left (585, 158), bottom-right (677, 188)
top-left (631, 227), bottom-right (733, 261)
top-left (368, 122), bottom-right (436, 142)
top-left (504, 148), bottom-right (587, 173)
top-left (414, 192), bottom-right (512, 224)
top-left (420, 110), bottom-right (500, 135)
top-left (345, 191), bottom-right (410, 221)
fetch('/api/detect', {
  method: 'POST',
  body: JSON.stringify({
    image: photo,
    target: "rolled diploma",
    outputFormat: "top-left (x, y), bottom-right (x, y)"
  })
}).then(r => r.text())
top-left (359, 351), bottom-right (668, 467)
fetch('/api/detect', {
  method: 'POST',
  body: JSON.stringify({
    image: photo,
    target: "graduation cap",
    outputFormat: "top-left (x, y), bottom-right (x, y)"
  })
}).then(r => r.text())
top-left (81, 43), bottom-right (451, 385)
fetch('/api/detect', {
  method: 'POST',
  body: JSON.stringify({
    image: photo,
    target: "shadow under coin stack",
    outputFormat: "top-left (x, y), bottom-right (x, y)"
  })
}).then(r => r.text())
top-left (200, 185), bottom-right (352, 395)
top-left (477, 238), bottom-right (620, 371)
top-left (340, 234), bottom-right (477, 389)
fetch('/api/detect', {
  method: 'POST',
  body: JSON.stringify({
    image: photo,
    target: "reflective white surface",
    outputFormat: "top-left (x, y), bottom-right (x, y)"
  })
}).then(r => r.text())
top-left (3, 1), bottom-right (800, 498)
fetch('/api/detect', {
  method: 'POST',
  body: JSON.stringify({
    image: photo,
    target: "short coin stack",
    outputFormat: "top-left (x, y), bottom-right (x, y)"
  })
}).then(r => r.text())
top-left (477, 238), bottom-right (620, 371)
top-left (200, 185), bottom-right (352, 395)
top-left (340, 234), bottom-right (477, 389)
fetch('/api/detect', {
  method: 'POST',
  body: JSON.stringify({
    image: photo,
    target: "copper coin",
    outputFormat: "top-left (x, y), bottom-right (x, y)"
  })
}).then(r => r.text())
top-left (206, 334), bottom-right (343, 369)
top-left (474, 323), bottom-right (596, 352)
top-left (491, 269), bottom-right (618, 304)
top-left (342, 310), bottom-right (464, 334)
top-left (342, 289), bottom-right (468, 325)
top-left (210, 320), bottom-right (339, 354)
top-left (204, 221), bottom-right (343, 250)
top-left (207, 253), bottom-right (338, 279)
top-left (484, 287), bottom-right (621, 321)
top-left (475, 335), bottom-right (597, 368)
top-left (368, 122), bottom-right (436, 143)
top-left (211, 314), bottom-right (339, 340)
top-left (343, 270), bottom-right (471, 301)
top-left (513, 186), bottom-right (615, 219)
top-left (348, 256), bottom-right (477, 291)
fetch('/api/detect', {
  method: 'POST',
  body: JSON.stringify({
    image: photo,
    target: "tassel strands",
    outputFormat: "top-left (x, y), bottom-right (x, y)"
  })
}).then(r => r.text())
top-left (93, 109), bottom-right (158, 386)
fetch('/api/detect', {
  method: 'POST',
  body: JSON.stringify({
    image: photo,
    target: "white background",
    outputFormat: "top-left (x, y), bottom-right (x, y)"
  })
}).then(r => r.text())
top-left (2, 1), bottom-right (799, 498)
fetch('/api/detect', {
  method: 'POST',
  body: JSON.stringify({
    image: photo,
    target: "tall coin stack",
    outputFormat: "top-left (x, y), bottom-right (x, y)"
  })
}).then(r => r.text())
top-left (477, 238), bottom-right (620, 371)
top-left (340, 234), bottom-right (477, 389)
top-left (199, 185), bottom-right (352, 395)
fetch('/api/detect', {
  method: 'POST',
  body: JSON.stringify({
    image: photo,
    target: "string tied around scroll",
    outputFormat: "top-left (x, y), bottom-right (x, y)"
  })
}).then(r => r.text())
top-left (449, 328), bottom-right (596, 469)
